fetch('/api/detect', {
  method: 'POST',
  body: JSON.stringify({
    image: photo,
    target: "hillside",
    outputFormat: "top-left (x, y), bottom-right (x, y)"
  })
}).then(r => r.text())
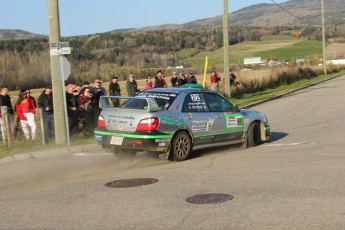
top-left (128, 0), bottom-right (344, 32)
top-left (186, 0), bottom-right (344, 28)
top-left (0, 29), bottom-right (46, 40)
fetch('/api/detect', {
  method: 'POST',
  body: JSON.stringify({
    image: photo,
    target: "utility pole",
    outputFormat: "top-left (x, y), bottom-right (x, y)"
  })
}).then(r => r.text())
top-left (47, 0), bottom-right (68, 145)
top-left (223, 0), bottom-right (231, 98)
top-left (321, 0), bottom-right (327, 74)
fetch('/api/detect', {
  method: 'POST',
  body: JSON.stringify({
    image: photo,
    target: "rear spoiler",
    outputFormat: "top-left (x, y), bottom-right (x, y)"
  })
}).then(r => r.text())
top-left (99, 96), bottom-right (160, 112)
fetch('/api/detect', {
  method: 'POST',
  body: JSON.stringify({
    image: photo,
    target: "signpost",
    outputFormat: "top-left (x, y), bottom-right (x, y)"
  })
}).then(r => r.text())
top-left (49, 41), bottom-right (72, 146)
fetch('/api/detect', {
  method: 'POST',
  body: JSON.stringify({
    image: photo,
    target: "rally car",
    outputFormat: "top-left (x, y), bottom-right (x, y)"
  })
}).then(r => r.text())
top-left (95, 88), bottom-right (270, 161)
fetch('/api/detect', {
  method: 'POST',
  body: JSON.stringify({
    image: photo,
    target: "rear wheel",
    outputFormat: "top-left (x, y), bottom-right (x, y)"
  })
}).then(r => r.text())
top-left (171, 131), bottom-right (192, 162)
top-left (247, 122), bottom-right (261, 147)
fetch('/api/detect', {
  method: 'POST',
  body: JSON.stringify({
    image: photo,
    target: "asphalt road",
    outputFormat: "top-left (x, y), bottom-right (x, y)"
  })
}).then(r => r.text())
top-left (1, 75), bottom-right (345, 229)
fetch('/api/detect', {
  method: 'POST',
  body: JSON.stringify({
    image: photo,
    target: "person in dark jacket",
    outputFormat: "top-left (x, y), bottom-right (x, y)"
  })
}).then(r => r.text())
top-left (109, 76), bottom-right (121, 107)
top-left (186, 72), bottom-right (198, 84)
top-left (38, 85), bottom-right (54, 140)
top-left (126, 74), bottom-right (139, 96)
top-left (154, 71), bottom-right (165, 88)
top-left (92, 79), bottom-right (106, 128)
top-left (177, 73), bottom-right (187, 87)
top-left (170, 71), bottom-right (178, 87)
top-left (0, 85), bottom-right (15, 141)
top-left (66, 84), bottom-right (79, 134)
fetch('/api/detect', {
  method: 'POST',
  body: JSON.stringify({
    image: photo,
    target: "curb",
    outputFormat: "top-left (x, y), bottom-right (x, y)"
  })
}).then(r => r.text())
top-left (0, 143), bottom-right (98, 164)
top-left (242, 73), bottom-right (344, 109)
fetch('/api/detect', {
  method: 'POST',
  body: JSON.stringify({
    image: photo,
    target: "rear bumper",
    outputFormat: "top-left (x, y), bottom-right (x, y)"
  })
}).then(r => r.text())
top-left (94, 130), bottom-right (172, 153)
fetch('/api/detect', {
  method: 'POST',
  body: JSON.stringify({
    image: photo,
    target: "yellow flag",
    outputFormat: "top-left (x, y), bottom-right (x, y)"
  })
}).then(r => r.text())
top-left (202, 56), bottom-right (208, 88)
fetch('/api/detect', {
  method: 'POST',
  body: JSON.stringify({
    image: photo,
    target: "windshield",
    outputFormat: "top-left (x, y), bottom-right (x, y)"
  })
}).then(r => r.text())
top-left (120, 92), bottom-right (178, 111)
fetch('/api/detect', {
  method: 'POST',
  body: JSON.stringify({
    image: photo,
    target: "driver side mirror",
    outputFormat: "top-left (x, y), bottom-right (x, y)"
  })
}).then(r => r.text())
top-left (235, 105), bottom-right (241, 112)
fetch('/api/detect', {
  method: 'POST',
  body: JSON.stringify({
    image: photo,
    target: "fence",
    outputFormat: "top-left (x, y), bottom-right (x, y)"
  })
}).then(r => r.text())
top-left (0, 106), bottom-right (44, 147)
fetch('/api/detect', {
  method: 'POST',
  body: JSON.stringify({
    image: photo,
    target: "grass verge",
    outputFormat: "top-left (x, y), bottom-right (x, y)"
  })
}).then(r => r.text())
top-left (231, 70), bottom-right (345, 106)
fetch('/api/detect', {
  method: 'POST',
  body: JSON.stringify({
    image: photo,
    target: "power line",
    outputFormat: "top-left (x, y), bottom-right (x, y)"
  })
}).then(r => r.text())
top-left (270, 0), bottom-right (320, 26)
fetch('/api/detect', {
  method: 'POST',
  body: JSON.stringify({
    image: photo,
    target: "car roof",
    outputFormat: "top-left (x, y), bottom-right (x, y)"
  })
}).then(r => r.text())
top-left (143, 87), bottom-right (212, 94)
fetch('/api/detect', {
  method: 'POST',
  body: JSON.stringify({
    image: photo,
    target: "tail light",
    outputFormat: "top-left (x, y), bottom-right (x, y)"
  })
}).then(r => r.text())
top-left (136, 117), bottom-right (159, 131)
top-left (97, 115), bottom-right (106, 128)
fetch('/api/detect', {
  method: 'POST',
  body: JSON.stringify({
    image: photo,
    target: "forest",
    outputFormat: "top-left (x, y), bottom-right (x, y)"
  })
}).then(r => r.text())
top-left (0, 24), bottom-right (344, 89)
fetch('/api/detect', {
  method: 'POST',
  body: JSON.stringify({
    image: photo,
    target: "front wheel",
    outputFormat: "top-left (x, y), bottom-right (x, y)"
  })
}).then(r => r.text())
top-left (171, 131), bottom-right (192, 162)
top-left (247, 122), bottom-right (261, 147)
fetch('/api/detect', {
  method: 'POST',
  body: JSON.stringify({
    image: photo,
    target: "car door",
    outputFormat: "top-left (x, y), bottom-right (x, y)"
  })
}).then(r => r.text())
top-left (202, 92), bottom-right (244, 143)
top-left (182, 92), bottom-right (215, 145)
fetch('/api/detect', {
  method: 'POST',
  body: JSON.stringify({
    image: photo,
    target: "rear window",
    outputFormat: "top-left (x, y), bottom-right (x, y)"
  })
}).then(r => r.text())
top-left (121, 92), bottom-right (178, 110)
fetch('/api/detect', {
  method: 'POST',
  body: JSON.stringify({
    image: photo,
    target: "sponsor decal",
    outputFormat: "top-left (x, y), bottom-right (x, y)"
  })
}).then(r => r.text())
top-left (187, 102), bottom-right (206, 111)
top-left (128, 139), bottom-right (143, 147)
top-left (192, 118), bottom-right (214, 132)
top-left (160, 114), bottom-right (185, 126)
top-left (227, 115), bottom-right (244, 128)
top-left (156, 147), bottom-right (169, 152)
top-left (190, 94), bottom-right (201, 102)
top-left (155, 139), bottom-right (169, 143)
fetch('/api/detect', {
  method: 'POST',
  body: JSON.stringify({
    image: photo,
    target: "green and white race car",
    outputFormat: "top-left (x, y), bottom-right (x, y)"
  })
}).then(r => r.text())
top-left (95, 88), bottom-right (270, 161)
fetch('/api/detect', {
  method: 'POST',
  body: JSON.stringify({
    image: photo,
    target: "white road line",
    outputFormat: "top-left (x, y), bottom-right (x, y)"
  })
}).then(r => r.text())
top-left (264, 142), bottom-right (316, 147)
top-left (72, 152), bottom-right (112, 156)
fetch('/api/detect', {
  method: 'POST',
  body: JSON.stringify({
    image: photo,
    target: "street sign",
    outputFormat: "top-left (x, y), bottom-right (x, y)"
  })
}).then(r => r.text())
top-left (50, 42), bottom-right (69, 48)
top-left (55, 56), bottom-right (71, 81)
top-left (59, 47), bottom-right (71, 55)
top-left (50, 42), bottom-right (71, 56)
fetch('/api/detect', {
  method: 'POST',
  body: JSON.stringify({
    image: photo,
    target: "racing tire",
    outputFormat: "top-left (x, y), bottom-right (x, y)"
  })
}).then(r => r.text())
top-left (247, 122), bottom-right (260, 147)
top-left (171, 131), bottom-right (192, 162)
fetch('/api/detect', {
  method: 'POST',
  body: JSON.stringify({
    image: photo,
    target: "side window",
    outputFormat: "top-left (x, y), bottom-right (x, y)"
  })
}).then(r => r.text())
top-left (182, 93), bottom-right (207, 112)
top-left (203, 93), bottom-right (234, 112)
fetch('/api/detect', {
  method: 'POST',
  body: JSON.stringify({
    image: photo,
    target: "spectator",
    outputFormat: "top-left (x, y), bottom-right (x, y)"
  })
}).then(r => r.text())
top-left (210, 71), bottom-right (221, 92)
top-left (0, 85), bottom-right (15, 141)
top-left (162, 74), bottom-right (167, 88)
top-left (79, 87), bottom-right (94, 134)
top-left (15, 89), bottom-right (37, 140)
top-left (109, 76), bottom-right (121, 107)
top-left (154, 70), bottom-right (165, 88)
top-left (186, 72), bottom-right (198, 84)
top-left (126, 74), bottom-right (139, 96)
top-left (170, 71), bottom-right (178, 87)
top-left (145, 76), bottom-right (155, 90)
top-left (38, 85), bottom-right (54, 141)
top-left (230, 71), bottom-right (236, 86)
top-left (82, 81), bottom-right (91, 91)
top-left (177, 73), bottom-right (187, 87)
top-left (66, 84), bottom-right (79, 134)
top-left (92, 79), bottom-right (106, 96)
top-left (25, 90), bottom-right (37, 108)
top-left (75, 83), bottom-right (83, 94)
top-left (92, 79), bottom-right (106, 127)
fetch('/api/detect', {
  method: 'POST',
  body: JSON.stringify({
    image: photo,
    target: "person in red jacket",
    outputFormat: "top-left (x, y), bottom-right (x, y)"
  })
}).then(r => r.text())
top-left (15, 89), bottom-right (37, 140)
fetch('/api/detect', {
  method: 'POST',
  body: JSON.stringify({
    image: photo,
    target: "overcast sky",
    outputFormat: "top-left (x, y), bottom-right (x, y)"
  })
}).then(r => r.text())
top-left (0, 0), bottom-right (288, 37)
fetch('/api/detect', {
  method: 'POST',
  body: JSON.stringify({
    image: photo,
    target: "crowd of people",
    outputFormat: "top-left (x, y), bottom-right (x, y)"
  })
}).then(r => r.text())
top-left (0, 70), bottom-right (238, 143)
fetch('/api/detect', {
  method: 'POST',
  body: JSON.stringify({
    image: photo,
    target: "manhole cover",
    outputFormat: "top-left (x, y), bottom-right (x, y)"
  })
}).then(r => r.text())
top-left (186, 193), bottom-right (234, 204)
top-left (105, 178), bottom-right (158, 188)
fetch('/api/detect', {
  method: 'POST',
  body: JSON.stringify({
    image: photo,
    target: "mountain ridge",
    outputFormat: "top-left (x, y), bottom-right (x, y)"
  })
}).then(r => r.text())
top-left (1, 0), bottom-right (344, 39)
